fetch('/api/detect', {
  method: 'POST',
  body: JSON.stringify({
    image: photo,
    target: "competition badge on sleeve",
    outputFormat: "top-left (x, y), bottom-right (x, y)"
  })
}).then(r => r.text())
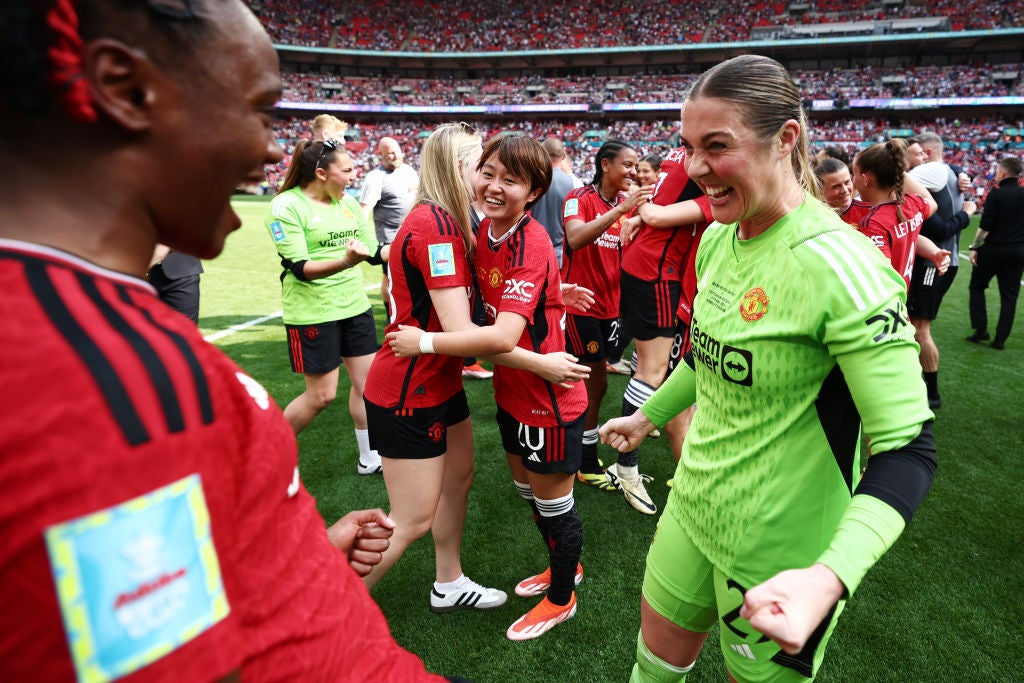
top-left (44, 474), bottom-right (229, 683)
top-left (428, 243), bottom-right (457, 277)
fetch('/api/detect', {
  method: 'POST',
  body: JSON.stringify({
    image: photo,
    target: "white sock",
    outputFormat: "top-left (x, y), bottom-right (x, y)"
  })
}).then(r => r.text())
top-left (618, 464), bottom-right (639, 480)
top-left (354, 429), bottom-right (379, 464)
top-left (434, 574), bottom-right (466, 592)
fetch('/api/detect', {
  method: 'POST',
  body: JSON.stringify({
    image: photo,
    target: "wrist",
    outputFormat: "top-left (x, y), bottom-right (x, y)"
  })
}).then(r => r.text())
top-left (419, 332), bottom-right (436, 354)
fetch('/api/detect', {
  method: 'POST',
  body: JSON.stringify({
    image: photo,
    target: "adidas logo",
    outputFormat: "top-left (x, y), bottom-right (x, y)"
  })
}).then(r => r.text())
top-left (528, 452), bottom-right (541, 462)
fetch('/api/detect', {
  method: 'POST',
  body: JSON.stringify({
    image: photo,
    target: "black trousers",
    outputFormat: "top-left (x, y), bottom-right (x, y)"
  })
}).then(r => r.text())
top-left (968, 244), bottom-right (1024, 343)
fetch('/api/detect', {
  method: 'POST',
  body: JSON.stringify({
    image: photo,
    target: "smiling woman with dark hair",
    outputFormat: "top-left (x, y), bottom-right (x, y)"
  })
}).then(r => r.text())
top-left (0, 1), bottom-right (466, 680)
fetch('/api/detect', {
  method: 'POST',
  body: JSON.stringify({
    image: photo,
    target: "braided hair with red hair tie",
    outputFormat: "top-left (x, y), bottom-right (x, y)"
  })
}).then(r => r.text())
top-left (46, 0), bottom-right (97, 123)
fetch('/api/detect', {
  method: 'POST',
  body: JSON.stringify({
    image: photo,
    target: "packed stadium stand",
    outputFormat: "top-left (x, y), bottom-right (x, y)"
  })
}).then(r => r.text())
top-left (248, 0), bottom-right (1024, 207)
top-left (247, 0), bottom-right (1024, 49)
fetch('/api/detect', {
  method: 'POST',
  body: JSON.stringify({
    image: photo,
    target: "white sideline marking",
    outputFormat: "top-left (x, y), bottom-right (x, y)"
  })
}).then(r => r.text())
top-left (204, 311), bottom-right (282, 342)
top-left (204, 283), bottom-right (380, 343)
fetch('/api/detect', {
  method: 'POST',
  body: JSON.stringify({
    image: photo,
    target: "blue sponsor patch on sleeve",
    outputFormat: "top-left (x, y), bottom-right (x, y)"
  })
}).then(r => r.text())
top-left (269, 220), bottom-right (286, 242)
top-left (428, 243), bottom-right (457, 278)
top-left (563, 198), bottom-right (579, 219)
top-left (45, 475), bottom-right (230, 683)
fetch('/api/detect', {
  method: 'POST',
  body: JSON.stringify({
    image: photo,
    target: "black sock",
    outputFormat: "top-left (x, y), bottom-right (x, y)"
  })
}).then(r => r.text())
top-left (528, 499), bottom-right (551, 550)
top-left (580, 429), bottom-right (601, 473)
top-left (923, 371), bottom-right (938, 399)
top-left (618, 378), bottom-right (655, 468)
top-left (544, 505), bottom-right (583, 606)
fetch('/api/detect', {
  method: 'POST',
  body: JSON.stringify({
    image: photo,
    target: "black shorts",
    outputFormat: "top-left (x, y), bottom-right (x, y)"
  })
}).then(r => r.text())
top-left (496, 406), bottom-right (584, 475)
top-left (666, 317), bottom-right (690, 376)
top-left (364, 390), bottom-right (471, 459)
top-left (565, 315), bottom-right (617, 363)
top-left (285, 309), bottom-right (378, 374)
top-left (620, 271), bottom-right (680, 341)
top-left (907, 263), bottom-right (958, 321)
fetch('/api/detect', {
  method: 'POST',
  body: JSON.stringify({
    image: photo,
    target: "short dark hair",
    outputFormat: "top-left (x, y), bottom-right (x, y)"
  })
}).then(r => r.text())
top-left (813, 156), bottom-right (848, 179)
top-left (998, 156), bottom-right (1022, 178)
top-left (480, 133), bottom-right (552, 211)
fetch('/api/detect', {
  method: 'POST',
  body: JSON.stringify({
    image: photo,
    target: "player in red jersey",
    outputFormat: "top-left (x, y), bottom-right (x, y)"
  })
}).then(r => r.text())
top-left (561, 140), bottom-right (652, 491)
top-left (0, 2), bottom-right (465, 681)
top-left (814, 156), bottom-right (871, 226)
top-left (852, 140), bottom-right (944, 289)
top-left (613, 144), bottom-right (714, 508)
top-left (363, 124), bottom-right (587, 615)
top-left (388, 133), bottom-right (590, 641)
top-left (362, 123), bottom-right (509, 612)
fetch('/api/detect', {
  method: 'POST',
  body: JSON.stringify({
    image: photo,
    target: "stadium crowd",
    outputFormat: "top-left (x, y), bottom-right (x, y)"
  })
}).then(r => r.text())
top-left (264, 115), bottom-right (1024, 206)
top-left (279, 64), bottom-right (1024, 106)
top-left (248, 0), bottom-right (1024, 50)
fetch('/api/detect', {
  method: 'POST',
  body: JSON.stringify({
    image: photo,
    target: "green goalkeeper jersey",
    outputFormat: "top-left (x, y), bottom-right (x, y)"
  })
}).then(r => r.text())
top-left (265, 188), bottom-right (377, 325)
top-left (666, 197), bottom-right (933, 587)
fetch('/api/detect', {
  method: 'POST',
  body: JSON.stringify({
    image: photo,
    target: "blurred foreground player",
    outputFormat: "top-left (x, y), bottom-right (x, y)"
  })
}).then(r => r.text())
top-left (0, 1), bottom-right (466, 681)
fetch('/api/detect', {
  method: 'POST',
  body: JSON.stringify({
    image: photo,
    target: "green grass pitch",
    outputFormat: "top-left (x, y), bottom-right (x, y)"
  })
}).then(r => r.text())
top-left (203, 198), bottom-right (1023, 682)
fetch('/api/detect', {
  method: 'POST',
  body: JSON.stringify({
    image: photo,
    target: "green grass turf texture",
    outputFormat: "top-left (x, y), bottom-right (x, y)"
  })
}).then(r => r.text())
top-left (205, 199), bottom-right (1023, 682)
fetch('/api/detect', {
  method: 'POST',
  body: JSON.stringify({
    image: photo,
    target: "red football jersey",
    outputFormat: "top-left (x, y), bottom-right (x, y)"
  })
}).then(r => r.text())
top-left (365, 202), bottom-right (473, 409)
top-left (477, 218), bottom-right (587, 427)
top-left (858, 193), bottom-right (930, 289)
top-left (676, 223), bottom-right (711, 326)
top-left (0, 240), bottom-right (444, 682)
top-left (560, 185), bottom-right (627, 319)
top-left (622, 147), bottom-right (712, 283)
top-left (840, 198), bottom-right (872, 227)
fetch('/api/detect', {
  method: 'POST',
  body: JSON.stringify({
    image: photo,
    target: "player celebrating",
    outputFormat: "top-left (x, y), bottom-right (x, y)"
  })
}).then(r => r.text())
top-left (362, 124), bottom-right (586, 613)
top-left (561, 140), bottom-right (651, 496)
top-left (388, 133), bottom-right (589, 641)
top-left (852, 140), bottom-right (944, 289)
top-left (813, 156), bottom-right (871, 226)
top-left (616, 142), bottom-right (713, 495)
top-left (0, 0), bottom-right (465, 680)
top-left (601, 55), bottom-right (937, 683)
top-left (265, 139), bottom-right (385, 474)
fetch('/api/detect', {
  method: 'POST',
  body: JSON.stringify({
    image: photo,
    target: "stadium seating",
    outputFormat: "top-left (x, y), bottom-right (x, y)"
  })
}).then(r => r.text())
top-left (248, 0), bottom-right (1024, 49)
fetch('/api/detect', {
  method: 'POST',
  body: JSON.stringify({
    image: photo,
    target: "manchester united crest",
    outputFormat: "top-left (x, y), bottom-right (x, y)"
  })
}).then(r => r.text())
top-left (305, 326), bottom-right (320, 340)
top-left (739, 287), bottom-right (769, 322)
top-left (427, 421), bottom-right (445, 443)
top-left (488, 267), bottom-right (503, 288)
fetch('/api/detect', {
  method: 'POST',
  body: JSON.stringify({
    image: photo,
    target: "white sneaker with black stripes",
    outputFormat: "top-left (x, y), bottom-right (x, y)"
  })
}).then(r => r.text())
top-left (430, 576), bottom-right (508, 613)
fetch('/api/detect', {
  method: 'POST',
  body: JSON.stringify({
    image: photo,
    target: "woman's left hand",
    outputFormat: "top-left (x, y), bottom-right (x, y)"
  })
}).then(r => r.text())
top-left (740, 563), bottom-right (845, 655)
top-left (386, 324), bottom-right (424, 357)
top-left (560, 283), bottom-right (595, 313)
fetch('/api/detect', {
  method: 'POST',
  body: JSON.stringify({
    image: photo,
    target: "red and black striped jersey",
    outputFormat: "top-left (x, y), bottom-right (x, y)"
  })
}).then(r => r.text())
top-left (622, 147), bottom-right (712, 284)
top-left (476, 217), bottom-right (587, 427)
top-left (0, 240), bottom-right (443, 682)
top-left (560, 185), bottom-right (627, 319)
top-left (365, 201), bottom-right (474, 409)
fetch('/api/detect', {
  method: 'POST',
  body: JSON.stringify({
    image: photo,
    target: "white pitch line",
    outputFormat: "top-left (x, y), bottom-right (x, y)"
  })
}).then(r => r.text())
top-left (204, 311), bottom-right (282, 342)
top-left (204, 282), bottom-right (381, 343)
